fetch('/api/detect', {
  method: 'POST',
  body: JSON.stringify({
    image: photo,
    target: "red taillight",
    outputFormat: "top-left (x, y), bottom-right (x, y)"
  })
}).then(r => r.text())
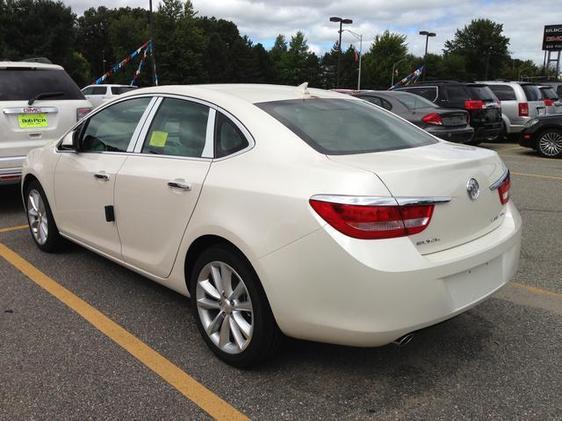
top-left (464, 100), bottom-right (485, 110)
top-left (544, 99), bottom-right (554, 106)
top-left (518, 102), bottom-right (529, 117)
top-left (76, 107), bottom-right (92, 121)
top-left (421, 112), bottom-right (443, 126)
top-left (309, 199), bottom-right (434, 239)
top-left (497, 175), bottom-right (511, 205)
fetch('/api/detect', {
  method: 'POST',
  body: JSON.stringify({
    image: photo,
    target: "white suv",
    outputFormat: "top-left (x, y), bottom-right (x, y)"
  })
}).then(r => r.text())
top-left (0, 61), bottom-right (92, 184)
top-left (81, 84), bottom-right (138, 108)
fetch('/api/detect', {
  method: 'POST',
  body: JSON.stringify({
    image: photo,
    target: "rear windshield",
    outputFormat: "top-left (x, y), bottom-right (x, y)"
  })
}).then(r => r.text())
top-left (466, 85), bottom-right (497, 101)
top-left (488, 84), bottom-right (517, 101)
top-left (0, 68), bottom-right (84, 101)
top-left (521, 85), bottom-right (542, 101)
top-left (112, 86), bottom-right (137, 95)
top-left (390, 91), bottom-right (438, 109)
top-left (257, 98), bottom-right (437, 155)
top-left (540, 87), bottom-right (558, 100)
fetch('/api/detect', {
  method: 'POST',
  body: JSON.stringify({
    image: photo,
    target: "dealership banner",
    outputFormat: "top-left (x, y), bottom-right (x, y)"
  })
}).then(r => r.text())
top-left (542, 25), bottom-right (562, 51)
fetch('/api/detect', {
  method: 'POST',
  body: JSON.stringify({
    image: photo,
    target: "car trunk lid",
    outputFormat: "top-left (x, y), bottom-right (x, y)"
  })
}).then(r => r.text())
top-left (328, 142), bottom-right (508, 254)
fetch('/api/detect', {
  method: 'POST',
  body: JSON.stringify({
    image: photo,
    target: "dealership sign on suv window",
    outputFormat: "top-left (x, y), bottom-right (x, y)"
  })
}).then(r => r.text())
top-left (543, 25), bottom-right (562, 51)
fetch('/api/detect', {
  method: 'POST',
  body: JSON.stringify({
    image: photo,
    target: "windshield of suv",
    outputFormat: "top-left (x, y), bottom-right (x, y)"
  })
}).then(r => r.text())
top-left (258, 98), bottom-right (437, 155)
top-left (0, 68), bottom-right (84, 101)
top-left (390, 92), bottom-right (438, 110)
top-left (521, 85), bottom-right (542, 101)
top-left (466, 85), bottom-right (497, 101)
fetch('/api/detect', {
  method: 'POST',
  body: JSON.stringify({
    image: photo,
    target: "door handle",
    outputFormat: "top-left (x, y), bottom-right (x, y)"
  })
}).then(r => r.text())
top-left (94, 172), bottom-right (110, 181)
top-left (167, 180), bottom-right (192, 191)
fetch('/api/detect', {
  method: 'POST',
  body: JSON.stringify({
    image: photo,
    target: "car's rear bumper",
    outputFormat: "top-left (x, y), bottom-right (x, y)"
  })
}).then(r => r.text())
top-left (259, 201), bottom-right (521, 347)
top-left (0, 156), bottom-right (25, 184)
top-left (427, 127), bottom-right (474, 143)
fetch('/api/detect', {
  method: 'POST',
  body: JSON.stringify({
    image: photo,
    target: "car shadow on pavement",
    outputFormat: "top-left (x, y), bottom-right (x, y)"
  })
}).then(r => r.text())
top-left (0, 184), bottom-right (24, 215)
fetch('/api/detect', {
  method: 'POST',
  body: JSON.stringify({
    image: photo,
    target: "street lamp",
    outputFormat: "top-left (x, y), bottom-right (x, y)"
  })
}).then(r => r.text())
top-left (343, 29), bottom-right (363, 90)
top-left (419, 30), bottom-right (436, 80)
top-left (330, 16), bottom-right (353, 88)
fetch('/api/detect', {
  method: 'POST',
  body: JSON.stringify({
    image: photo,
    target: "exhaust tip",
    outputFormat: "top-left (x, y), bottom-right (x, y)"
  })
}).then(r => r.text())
top-left (392, 333), bottom-right (415, 347)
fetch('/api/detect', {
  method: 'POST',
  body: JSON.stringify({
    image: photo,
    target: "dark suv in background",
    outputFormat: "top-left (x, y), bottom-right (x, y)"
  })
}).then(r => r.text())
top-left (396, 81), bottom-right (502, 144)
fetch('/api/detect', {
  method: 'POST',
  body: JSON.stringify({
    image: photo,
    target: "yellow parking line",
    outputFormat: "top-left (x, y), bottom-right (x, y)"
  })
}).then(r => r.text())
top-left (511, 282), bottom-right (562, 299)
top-left (511, 172), bottom-right (562, 181)
top-left (0, 243), bottom-right (248, 421)
top-left (0, 224), bottom-right (28, 234)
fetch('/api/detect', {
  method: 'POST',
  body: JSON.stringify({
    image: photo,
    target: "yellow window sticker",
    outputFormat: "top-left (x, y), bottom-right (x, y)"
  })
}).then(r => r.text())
top-left (149, 130), bottom-right (168, 147)
top-left (18, 113), bottom-right (48, 128)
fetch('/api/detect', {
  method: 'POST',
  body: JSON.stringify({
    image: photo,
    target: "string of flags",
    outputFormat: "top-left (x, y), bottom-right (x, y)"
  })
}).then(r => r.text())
top-left (389, 65), bottom-right (424, 90)
top-left (95, 40), bottom-right (157, 86)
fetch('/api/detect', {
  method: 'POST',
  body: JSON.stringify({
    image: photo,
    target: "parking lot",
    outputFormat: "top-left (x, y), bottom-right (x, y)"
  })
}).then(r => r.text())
top-left (0, 142), bottom-right (560, 420)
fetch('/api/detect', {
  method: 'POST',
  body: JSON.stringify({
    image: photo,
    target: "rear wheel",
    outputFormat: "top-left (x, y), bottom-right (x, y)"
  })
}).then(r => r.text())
top-left (189, 245), bottom-right (281, 368)
top-left (537, 129), bottom-right (562, 158)
top-left (25, 180), bottom-right (63, 252)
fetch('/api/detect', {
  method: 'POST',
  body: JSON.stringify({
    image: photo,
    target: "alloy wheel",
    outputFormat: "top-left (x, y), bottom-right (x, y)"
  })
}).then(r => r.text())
top-left (196, 261), bottom-right (254, 354)
top-left (538, 131), bottom-right (562, 157)
top-left (27, 189), bottom-right (48, 245)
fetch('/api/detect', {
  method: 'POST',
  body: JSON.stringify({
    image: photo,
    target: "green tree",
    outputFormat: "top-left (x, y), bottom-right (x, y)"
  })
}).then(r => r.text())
top-left (363, 30), bottom-right (408, 89)
top-left (443, 18), bottom-right (510, 80)
top-left (269, 34), bottom-right (288, 84)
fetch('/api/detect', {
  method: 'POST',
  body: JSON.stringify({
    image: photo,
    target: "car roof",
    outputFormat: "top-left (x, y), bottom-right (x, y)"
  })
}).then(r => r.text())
top-left (120, 84), bottom-right (354, 105)
top-left (82, 84), bottom-right (137, 89)
top-left (0, 61), bottom-right (63, 70)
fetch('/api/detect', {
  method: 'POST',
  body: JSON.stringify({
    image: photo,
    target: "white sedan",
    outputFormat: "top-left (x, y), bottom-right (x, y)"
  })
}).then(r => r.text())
top-left (21, 84), bottom-right (521, 367)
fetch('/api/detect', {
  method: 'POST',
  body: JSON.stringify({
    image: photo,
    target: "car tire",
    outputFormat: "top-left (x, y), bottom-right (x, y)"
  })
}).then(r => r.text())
top-left (24, 180), bottom-right (64, 252)
top-left (536, 129), bottom-right (562, 158)
top-left (189, 245), bottom-right (281, 368)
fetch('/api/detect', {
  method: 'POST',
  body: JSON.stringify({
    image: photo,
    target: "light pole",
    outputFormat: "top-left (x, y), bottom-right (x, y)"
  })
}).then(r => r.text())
top-left (330, 16), bottom-right (353, 88)
top-left (419, 30), bottom-right (436, 80)
top-left (391, 57), bottom-right (407, 87)
top-left (149, 0), bottom-right (158, 85)
top-left (343, 29), bottom-right (363, 90)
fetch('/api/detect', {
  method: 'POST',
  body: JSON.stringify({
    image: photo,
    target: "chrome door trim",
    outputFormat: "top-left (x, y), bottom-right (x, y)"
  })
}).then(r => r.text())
top-left (202, 109), bottom-right (216, 159)
top-left (131, 97), bottom-right (163, 153)
top-left (127, 96), bottom-right (160, 152)
top-left (489, 169), bottom-right (510, 191)
top-left (310, 195), bottom-right (451, 206)
top-left (3, 107), bottom-right (58, 114)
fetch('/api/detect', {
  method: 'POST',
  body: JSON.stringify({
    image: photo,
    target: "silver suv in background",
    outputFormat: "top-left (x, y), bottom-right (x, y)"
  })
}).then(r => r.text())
top-left (81, 84), bottom-right (138, 108)
top-left (479, 81), bottom-right (547, 136)
top-left (539, 85), bottom-right (562, 115)
top-left (0, 61), bottom-right (92, 184)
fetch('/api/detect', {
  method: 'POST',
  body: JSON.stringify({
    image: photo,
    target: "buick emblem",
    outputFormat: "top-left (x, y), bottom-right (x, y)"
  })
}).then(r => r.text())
top-left (467, 178), bottom-right (480, 201)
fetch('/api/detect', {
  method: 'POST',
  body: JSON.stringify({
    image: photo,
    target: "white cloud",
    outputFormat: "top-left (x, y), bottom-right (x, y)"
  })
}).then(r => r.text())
top-left (67, 0), bottom-right (562, 64)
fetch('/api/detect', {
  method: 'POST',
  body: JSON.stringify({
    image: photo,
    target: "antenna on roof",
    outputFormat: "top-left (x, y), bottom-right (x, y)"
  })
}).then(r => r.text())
top-left (297, 82), bottom-right (310, 97)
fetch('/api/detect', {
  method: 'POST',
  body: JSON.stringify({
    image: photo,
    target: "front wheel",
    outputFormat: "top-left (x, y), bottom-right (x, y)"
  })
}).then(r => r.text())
top-left (25, 180), bottom-right (63, 252)
top-left (537, 129), bottom-right (562, 158)
top-left (189, 245), bottom-right (281, 368)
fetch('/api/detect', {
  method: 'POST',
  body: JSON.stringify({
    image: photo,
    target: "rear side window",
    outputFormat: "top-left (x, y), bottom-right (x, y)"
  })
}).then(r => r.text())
top-left (392, 92), bottom-right (437, 109)
top-left (0, 69), bottom-right (84, 101)
top-left (488, 85), bottom-right (516, 101)
top-left (401, 87), bottom-right (437, 101)
top-left (80, 97), bottom-right (151, 153)
top-left (112, 86), bottom-right (137, 95)
top-left (445, 86), bottom-right (468, 102)
top-left (540, 87), bottom-right (558, 100)
top-left (466, 85), bottom-right (496, 101)
top-left (521, 85), bottom-right (542, 101)
top-left (258, 98), bottom-right (437, 155)
top-left (557, 86), bottom-right (562, 97)
top-left (91, 86), bottom-right (107, 95)
top-left (214, 113), bottom-right (249, 158)
top-left (142, 98), bottom-right (209, 158)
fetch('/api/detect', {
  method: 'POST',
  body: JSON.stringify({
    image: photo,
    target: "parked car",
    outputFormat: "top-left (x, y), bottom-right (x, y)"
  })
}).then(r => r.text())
top-left (397, 81), bottom-right (502, 144)
top-left (349, 90), bottom-right (474, 143)
top-left (0, 61), bottom-right (92, 184)
top-left (479, 81), bottom-right (547, 136)
top-left (519, 115), bottom-right (562, 158)
top-left (21, 84), bottom-right (521, 367)
top-left (539, 85), bottom-right (562, 115)
top-left (541, 81), bottom-right (562, 98)
top-left (81, 84), bottom-right (138, 108)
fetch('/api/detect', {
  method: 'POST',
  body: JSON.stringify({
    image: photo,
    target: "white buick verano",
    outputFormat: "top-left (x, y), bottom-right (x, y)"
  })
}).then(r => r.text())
top-left (21, 84), bottom-right (521, 367)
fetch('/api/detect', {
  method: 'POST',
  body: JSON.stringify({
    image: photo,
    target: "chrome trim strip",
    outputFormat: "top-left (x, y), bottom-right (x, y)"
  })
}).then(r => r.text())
top-left (132, 97), bottom-right (163, 153)
top-left (202, 109), bottom-right (216, 159)
top-left (310, 194), bottom-right (451, 206)
top-left (3, 107), bottom-right (58, 114)
top-left (489, 168), bottom-right (510, 191)
top-left (0, 155), bottom-right (25, 162)
top-left (128, 97), bottom-right (159, 152)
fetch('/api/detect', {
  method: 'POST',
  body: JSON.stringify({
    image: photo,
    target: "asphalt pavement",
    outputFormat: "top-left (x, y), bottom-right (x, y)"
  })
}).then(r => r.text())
top-left (0, 142), bottom-right (560, 420)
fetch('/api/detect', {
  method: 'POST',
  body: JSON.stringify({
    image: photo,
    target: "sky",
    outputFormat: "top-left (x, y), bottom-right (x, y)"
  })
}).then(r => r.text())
top-left (67, 0), bottom-right (562, 64)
